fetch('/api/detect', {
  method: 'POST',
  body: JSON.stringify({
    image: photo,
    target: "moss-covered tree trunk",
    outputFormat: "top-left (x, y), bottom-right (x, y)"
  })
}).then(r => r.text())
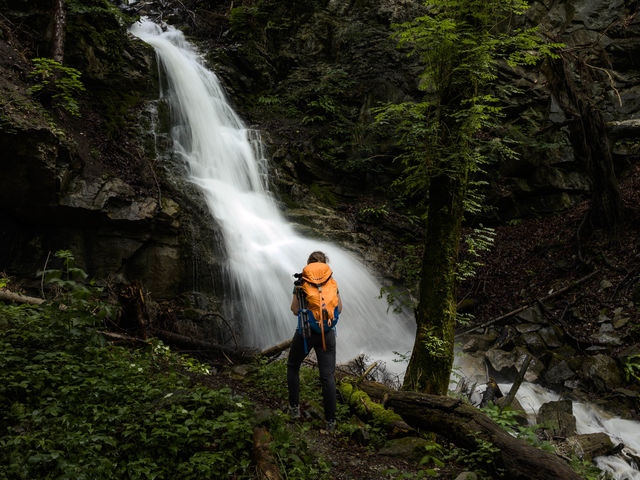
top-left (403, 172), bottom-right (467, 394)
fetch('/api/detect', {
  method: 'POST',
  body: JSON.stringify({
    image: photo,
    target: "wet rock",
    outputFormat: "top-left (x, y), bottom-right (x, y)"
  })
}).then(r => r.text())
top-left (578, 354), bottom-right (624, 392)
top-left (460, 333), bottom-right (497, 353)
top-left (515, 304), bottom-right (547, 324)
top-left (229, 364), bottom-right (254, 379)
top-left (537, 399), bottom-right (576, 437)
top-left (617, 344), bottom-right (640, 363)
top-left (589, 325), bottom-right (623, 347)
top-left (538, 326), bottom-right (563, 348)
top-left (561, 433), bottom-right (615, 462)
top-left (544, 358), bottom-right (576, 387)
top-left (494, 325), bottom-right (518, 350)
top-left (515, 323), bottom-right (541, 334)
top-left (456, 352), bottom-right (489, 388)
top-left (484, 348), bottom-right (544, 382)
top-left (378, 437), bottom-right (430, 463)
top-left (60, 177), bottom-right (159, 221)
top-left (520, 331), bottom-right (546, 353)
top-left (613, 317), bottom-right (630, 329)
top-left (599, 279), bottom-right (613, 289)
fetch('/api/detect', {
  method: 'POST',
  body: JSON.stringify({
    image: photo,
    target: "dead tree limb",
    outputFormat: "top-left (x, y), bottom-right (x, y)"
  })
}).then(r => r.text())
top-left (259, 338), bottom-right (292, 358)
top-left (150, 328), bottom-right (254, 359)
top-left (252, 427), bottom-right (282, 480)
top-left (386, 391), bottom-right (582, 480)
top-left (101, 331), bottom-right (147, 346)
top-left (500, 354), bottom-right (531, 413)
top-left (0, 289), bottom-right (45, 305)
top-left (462, 270), bottom-right (598, 334)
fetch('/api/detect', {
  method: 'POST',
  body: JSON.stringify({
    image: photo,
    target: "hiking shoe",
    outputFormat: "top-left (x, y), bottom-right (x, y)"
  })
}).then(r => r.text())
top-left (326, 419), bottom-right (336, 433)
top-left (287, 405), bottom-right (300, 419)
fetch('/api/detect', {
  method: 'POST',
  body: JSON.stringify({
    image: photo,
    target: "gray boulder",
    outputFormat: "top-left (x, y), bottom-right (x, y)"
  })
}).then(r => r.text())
top-left (578, 354), bottom-right (624, 392)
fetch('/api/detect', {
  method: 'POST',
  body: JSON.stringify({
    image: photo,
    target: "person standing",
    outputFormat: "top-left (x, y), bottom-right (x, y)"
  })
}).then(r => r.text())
top-left (287, 251), bottom-right (342, 432)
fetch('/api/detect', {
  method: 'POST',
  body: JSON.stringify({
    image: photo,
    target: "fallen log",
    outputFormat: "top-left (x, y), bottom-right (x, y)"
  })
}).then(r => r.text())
top-left (338, 381), bottom-right (414, 437)
top-left (386, 391), bottom-right (581, 480)
top-left (0, 289), bottom-right (45, 305)
top-left (252, 427), bottom-right (282, 480)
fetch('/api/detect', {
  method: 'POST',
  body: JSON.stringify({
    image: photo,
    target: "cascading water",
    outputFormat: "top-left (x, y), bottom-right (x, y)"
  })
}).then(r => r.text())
top-left (454, 354), bottom-right (640, 479)
top-left (128, 19), bottom-right (415, 366)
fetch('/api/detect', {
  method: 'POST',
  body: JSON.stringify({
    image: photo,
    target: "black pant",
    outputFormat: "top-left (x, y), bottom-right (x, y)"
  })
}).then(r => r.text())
top-left (287, 329), bottom-right (336, 421)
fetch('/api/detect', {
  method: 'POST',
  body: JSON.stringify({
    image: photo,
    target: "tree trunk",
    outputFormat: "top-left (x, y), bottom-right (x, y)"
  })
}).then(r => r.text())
top-left (403, 174), bottom-right (466, 394)
top-left (387, 391), bottom-right (582, 480)
top-left (51, 0), bottom-right (66, 64)
top-left (546, 57), bottom-right (622, 237)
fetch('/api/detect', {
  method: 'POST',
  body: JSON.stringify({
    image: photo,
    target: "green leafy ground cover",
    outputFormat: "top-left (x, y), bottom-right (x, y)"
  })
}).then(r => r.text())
top-left (0, 253), bottom-right (328, 479)
top-left (0, 300), bottom-right (255, 479)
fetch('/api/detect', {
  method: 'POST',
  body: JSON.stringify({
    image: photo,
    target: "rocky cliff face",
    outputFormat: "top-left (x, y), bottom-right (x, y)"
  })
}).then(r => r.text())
top-left (0, 0), bottom-right (226, 306)
top-left (0, 0), bottom-right (638, 303)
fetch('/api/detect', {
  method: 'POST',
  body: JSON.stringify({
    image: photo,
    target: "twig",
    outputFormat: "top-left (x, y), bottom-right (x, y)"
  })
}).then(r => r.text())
top-left (222, 351), bottom-right (233, 366)
top-left (40, 250), bottom-right (51, 299)
top-left (583, 62), bottom-right (622, 107)
top-left (359, 396), bottom-right (371, 415)
top-left (356, 361), bottom-right (379, 384)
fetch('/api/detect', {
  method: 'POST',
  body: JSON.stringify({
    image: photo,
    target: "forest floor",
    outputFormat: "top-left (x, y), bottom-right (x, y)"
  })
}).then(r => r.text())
top-left (463, 161), bottom-right (640, 355)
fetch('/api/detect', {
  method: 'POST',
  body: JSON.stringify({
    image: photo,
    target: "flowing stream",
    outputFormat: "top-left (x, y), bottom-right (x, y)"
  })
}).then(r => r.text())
top-left (455, 355), bottom-right (640, 479)
top-left (128, 19), bottom-right (415, 366)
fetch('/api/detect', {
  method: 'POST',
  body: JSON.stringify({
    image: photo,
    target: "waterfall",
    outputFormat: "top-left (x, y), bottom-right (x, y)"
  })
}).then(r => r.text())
top-left (128, 19), bottom-right (415, 366)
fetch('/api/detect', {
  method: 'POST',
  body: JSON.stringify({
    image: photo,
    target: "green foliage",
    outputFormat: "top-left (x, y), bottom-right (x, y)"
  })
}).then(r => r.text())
top-left (418, 441), bottom-right (445, 475)
top-left (455, 434), bottom-right (505, 479)
top-left (358, 204), bottom-right (389, 222)
top-left (250, 357), bottom-right (322, 407)
top-left (456, 226), bottom-right (496, 281)
top-left (480, 403), bottom-right (554, 452)
top-left (419, 325), bottom-right (451, 359)
top-left (380, 0), bottom-right (562, 213)
top-left (66, 0), bottom-right (136, 66)
top-left (28, 58), bottom-right (85, 116)
top-left (570, 457), bottom-right (614, 480)
top-left (264, 416), bottom-right (331, 479)
top-left (0, 253), bottom-right (255, 479)
top-left (623, 354), bottom-right (640, 384)
top-left (309, 183), bottom-right (338, 208)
